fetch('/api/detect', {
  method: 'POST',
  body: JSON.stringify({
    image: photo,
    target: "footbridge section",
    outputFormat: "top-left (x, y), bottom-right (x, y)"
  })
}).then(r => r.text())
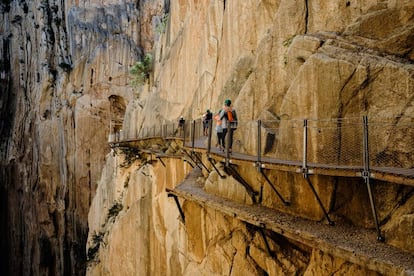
top-left (108, 116), bottom-right (414, 274)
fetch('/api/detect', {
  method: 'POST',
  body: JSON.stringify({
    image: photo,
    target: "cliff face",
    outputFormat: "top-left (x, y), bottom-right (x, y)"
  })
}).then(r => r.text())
top-left (0, 0), bottom-right (413, 275)
top-left (87, 0), bottom-right (414, 275)
top-left (0, 0), bottom-right (163, 275)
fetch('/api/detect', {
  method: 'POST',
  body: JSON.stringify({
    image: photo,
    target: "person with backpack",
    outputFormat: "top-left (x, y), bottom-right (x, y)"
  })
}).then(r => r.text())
top-left (214, 110), bottom-right (224, 151)
top-left (203, 109), bottom-right (212, 136)
top-left (219, 99), bottom-right (237, 152)
top-left (178, 116), bottom-right (185, 136)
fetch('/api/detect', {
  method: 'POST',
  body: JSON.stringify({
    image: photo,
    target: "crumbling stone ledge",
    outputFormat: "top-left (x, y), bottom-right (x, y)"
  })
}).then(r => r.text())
top-left (167, 168), bottom-right (414, 276)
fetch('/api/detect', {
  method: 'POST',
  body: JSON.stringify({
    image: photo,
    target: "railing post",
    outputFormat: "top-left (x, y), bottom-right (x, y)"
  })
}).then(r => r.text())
top-left (207, 118), bottom-right (212, 155)
top-left (191, 120), bottom-right (196, 151)
top-left (363, 116), bottom-right (384, 241)
top-left (256, 120), bottom-right (262, 171)
top-left (182, 122), bottom-right (186, 145)
top-left (302, 119), bottom-right (308, 178)
top-left (225, 120), bottom-right (231, 167)
top-left (109, 120), bottom-right (113, 141)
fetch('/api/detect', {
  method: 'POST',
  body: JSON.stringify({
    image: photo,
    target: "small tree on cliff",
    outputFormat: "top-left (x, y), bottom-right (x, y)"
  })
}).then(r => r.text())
top-left (130, 53), bottom-right (153, 87)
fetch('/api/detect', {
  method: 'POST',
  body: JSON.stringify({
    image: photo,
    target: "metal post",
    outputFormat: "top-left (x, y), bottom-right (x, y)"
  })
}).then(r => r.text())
top-left (183, 159), bottom-right (195, 168)
top-left (208, 158), bottom-right (226, 179)
top-left (258, 228), bottom-right (272, 255)
top-left (260, 170), bottom-right (289, 205)
top-left (225, 121), bottom-right (231, 167)
top-left (109, 120), bottom-right (113, 141)
top-left (302, 119), bottom-right (308, 177)
top-left (207, 118), bottom-right (213, 154)
top-left (193, 153), bottom-right (210, 173)
top-left (225, 164), bottom-right (257, 203)
top-left (182, 122), bottom-right (186, 145)
top-left (191, 120), bottom-right (196, 151)
top-left (257, 120), bottom-right (262, 171)
top-left (305, 177), bottom-right (335, 225)
top-left (157, 156), bottom-right (166, 167)
top-left (167, 193), bottom-right (185, 223)
top-left (363, 116), bottom-right (384, 241)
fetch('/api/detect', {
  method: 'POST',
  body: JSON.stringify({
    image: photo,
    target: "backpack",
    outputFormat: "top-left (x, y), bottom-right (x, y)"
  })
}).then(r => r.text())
top-left (227, 110), bottom-right (234, 122)
top-left (206, 111), bottom-right (212, 120)
top-left (226, 109), bottom-right (237, 129)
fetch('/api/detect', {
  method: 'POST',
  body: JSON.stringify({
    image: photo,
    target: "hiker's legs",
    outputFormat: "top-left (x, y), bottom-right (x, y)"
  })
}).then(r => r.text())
top-left (222, 128), bottom-right (227, 149)
top-left (229, 128), bottom-right (234, 150)
top-left (217, 132), bottom-right (224, 149)
top-left (217, 133), bottom-right (221, 147)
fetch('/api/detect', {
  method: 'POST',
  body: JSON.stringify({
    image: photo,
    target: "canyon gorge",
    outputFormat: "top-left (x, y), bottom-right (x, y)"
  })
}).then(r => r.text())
top-left (0, 0), bottom-right (413, 275)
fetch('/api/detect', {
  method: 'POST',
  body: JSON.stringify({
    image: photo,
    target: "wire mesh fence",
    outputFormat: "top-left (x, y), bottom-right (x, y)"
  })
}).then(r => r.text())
top-left (307, 118), bottom-right (363, 167)
top-left (368, 118), bottom-right (414, 169)
top-left (110, 116), bottom-right (413, 172)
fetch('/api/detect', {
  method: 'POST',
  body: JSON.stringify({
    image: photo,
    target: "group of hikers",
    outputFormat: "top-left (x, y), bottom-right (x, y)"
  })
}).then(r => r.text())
top-left (202, 99), bottom-right (238, 152)
top-left (178, 98), bottom-right (238, 152)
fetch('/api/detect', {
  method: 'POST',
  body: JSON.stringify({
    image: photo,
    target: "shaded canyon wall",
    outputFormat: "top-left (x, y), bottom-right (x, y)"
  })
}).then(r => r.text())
top-left (0, 0), bottom-right (164, 275)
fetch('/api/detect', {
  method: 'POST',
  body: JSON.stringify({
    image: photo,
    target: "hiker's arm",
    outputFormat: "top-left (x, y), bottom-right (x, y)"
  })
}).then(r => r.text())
top-left (219, 109), bottom-right (226, 120)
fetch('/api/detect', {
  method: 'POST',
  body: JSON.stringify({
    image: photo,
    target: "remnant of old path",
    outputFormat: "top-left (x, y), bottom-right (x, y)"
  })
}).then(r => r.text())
top-left (167, 167), bottom-right (414, 276)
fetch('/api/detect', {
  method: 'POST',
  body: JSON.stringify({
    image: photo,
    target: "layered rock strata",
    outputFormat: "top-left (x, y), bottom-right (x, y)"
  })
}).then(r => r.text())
top-left (0, 0), bottom-right (413, 275)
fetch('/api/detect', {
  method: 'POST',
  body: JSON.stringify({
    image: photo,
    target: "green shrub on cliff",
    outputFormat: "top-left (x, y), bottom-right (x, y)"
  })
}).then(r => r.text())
top-left (130, 53), bottom-right (153, 87)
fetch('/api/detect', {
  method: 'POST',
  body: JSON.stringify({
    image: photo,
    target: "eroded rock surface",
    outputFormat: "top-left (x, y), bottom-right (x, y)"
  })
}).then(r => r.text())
top-left (0, 0), bottom-right (413, 275)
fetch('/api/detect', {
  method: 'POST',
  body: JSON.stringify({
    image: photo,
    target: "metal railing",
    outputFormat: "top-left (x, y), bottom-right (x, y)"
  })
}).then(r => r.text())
top-left (108, 115), bottom-right (413, 241)
top-left (109, 116), bottom-right (414, 174)
top-left (108, 121), bottom-right (186, 142)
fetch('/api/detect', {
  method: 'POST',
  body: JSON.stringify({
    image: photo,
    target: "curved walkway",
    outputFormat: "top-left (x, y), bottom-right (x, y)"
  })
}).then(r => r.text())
top-left (110, 116), bottom-right (414, 186)
top-left (108, 117), bottom-right (414, 274)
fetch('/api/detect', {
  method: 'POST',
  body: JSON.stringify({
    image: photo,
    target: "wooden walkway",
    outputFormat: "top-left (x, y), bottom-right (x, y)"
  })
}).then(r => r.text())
top-left (186, 138), bottom-right (414, 187)
top-left (109, 132), bottom-right (414, 274)
top-left (109, 135), bottom-right (414, 186)
top-left (167, 167), bottom-right (414, 276)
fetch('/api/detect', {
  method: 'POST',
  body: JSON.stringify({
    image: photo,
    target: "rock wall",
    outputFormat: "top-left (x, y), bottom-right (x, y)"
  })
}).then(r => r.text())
top-left (0, 0), bottom-right (164, 275)
top-left (87, 0), bottom-right (413, 275)
top-left (0, 0), bottom-right (413, 275)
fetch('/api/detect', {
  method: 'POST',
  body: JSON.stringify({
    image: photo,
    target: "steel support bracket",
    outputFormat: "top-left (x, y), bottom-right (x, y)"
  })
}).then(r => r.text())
top-left (167, 192), bottom-right (185, 224)
top-left (260, 169), bottom-right (290, 206)
top-left (157, 156), bottom-right (166, 167)
top-left (208, 157), bottom-right (226, 179)
top-left (225, 164), bottom-right (258, 203)
top-left (193, 152), bottom-right (210, 174)
top-left (305, 177), bottom-right (335, 226)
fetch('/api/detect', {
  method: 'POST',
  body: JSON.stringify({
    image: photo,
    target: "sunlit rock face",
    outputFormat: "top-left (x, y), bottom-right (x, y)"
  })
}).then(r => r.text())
top-left (1, 0), bottom-right (413, 275)
top-left (88, 0), bottom-right (413, 275)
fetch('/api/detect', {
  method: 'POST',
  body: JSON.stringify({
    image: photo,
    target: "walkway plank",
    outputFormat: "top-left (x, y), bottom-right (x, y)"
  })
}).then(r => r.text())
top-left (110, 136), bottom-right (414, 186)
top-left (185, 139), bottom-right (414, 186)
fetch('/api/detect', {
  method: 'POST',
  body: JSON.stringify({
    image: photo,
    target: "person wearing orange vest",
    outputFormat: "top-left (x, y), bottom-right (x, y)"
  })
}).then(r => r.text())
top-left (219, 99), bottom-right (238, 152)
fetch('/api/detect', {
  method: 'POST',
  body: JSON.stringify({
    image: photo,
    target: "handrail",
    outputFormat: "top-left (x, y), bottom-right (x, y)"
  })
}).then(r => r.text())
top-left (109, 116), bottom-right (413, 174)
top-left (109, 116), bottom-right (413, 241)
